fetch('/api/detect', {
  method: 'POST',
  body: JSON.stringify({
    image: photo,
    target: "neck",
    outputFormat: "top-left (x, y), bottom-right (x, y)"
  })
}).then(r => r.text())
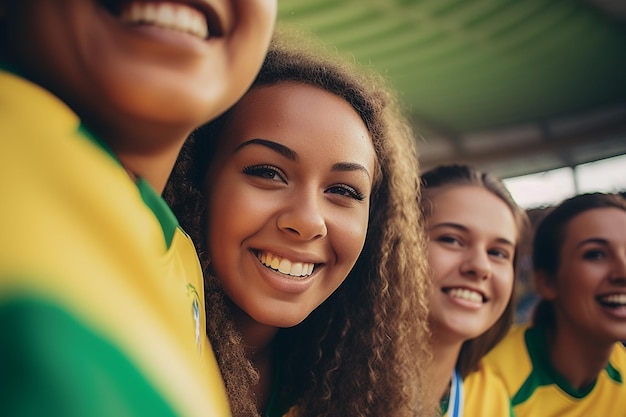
top-left (117, 149), bottom-right (181, 194)
top-left (431, 334), bottom-right (464, 401)
top-left (84, 117), bottom-right (191, 194)
top-left (545, 323), bottom-right (615, 390)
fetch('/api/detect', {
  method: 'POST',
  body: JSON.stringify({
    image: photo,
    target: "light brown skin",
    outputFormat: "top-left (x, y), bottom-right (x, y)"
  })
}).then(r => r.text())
top-left (165, 36), bottom-right (437, 417)
top-left (425, 185), bottom-right (517, 400)
top-left (203, 82), bottom-right (376, 411)
top-left (0, 0), bottom-right (277, 192)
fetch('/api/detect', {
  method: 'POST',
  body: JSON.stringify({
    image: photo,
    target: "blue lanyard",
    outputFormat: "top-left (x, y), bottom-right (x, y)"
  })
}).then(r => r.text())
top-left (448, 369), bottom-right (463, 417)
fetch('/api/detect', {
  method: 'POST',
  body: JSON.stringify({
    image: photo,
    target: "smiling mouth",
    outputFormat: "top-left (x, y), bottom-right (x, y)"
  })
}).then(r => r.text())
top-left (597, 293), bottom-right (626, 308)
top-left (255, 251), bottom-right (316, 278)
top-left (101, 1), bottom-right (223, 40)
top-left (443, 287), bottom-right (487, 303)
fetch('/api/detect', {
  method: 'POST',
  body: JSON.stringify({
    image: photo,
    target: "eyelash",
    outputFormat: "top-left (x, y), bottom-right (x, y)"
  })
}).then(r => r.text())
top-left (488, 248), bottom-right (511, 260)
top-left (328, 184), bottom-right (366, 201)
top-left (435, 235), bottom-right (512, 259)
top-left (242, 164), bottom-right (366, 201)
top-left (437, 235), bottom-right (460, 245)
top-left (242, 164), bottom-right (286, 183)
top-left (582, 249), bottom-right (606, 260)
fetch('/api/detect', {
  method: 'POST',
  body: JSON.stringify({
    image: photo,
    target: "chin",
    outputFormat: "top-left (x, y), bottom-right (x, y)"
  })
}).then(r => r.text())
top-left (253, 310), bottom-right (309, 329)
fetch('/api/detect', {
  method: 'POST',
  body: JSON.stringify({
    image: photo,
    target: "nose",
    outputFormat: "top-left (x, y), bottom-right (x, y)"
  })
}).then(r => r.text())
top-left (609, 251), bottom-right (626, 283)
top-left (460, 247), bottom-right (492, 280)
top-left (276, 190), bottom-right (327, 241)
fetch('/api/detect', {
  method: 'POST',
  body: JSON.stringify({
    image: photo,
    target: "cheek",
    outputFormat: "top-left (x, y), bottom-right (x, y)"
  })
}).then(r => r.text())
top-left (330, 208), bottom-right (369, 267)
top-left (205, 176), bottom-right (257, 251)
top-left (495, 267), bottom-right (515, 303)
top-left (426, 246), bottom-right (453, 283)
top-left (555, 266), bottom-right (596, 301)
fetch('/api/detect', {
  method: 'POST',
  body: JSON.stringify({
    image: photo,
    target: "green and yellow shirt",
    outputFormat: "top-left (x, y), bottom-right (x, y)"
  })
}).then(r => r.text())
top-left (439, 363), bottom-right (515, 417)
top-left (0, 70), bottom-right (230, 416)
top-left (483, 324), bottom-right (626, 417)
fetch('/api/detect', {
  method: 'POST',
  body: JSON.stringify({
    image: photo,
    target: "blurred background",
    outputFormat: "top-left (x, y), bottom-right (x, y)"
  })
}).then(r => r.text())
top-left (277, 0), bottom-right (626, 210)
top-left (277, 0), bottom-right (626, 321)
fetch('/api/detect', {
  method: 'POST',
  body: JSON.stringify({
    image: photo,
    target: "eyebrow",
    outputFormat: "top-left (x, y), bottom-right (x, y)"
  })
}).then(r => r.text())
top-left (235, 138), bottom-right (371, 179)
top-left (577, 237), bottom-right (608, 248)
top-left (430, 222), bottom-right (515, 247)
top-left (332, 162), bottom-right (371, 180)
top-left (235, 138), bottom-right (297, 161)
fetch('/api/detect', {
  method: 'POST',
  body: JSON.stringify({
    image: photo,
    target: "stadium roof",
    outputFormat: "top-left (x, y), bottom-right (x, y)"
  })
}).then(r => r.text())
top-left (277, 0), bottom-right (626, 178)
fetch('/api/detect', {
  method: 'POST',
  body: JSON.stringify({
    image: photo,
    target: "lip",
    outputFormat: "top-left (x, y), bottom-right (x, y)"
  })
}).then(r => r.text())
top-left (253, 248), bottom-right (324, 266)
top-left (251, 249), bottom-right (323, 295)
top-left (441, 286), bottom-right (487, 310)
top-left (596, 292), bottom-right (626, 319)
top-left (178, 0), bottom-right (226, 37)
top-left (100, 0), bottom-right (225, 38)
top-left (597, 303), bottom-right (626, 320)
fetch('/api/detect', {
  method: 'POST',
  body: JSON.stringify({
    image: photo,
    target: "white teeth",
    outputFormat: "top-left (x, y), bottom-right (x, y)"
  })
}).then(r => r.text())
top-left (448, 288), bottom-right (483, 303)
top-left (600, 294), bottom-right (626, 305)
top-left (257, 252), bottom-right (315, 278)
top-left (278, 258), bottom-right (291, 274)
top-left (270, 256), bottom-right (280, 270)
top-left (291, 262), bottom-right (303, 276)
top-left (120, 2), bottom-right (209, 40)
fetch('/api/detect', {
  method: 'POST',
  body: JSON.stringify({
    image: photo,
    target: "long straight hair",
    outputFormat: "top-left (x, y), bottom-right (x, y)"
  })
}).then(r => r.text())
top-left (421, 163), bottom-right (529, 378)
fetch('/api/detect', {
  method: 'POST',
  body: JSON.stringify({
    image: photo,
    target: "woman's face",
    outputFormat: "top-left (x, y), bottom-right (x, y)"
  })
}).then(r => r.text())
top-left (2, 0), bottom-right (276, 134)
top-left (543, 207), bottom-right (626, 345)
top-left (205, 82), bottom-right (376, 328)
top-left (426, 185), bottom-right (517, 344)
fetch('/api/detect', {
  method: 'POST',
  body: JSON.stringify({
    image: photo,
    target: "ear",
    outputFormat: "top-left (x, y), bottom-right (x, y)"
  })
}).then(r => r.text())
top-left (534, 270), bottom-right (558, 301)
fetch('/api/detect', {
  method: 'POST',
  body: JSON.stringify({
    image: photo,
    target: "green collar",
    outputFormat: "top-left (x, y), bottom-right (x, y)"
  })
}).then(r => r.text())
top-left (525, 324), bottom-right (622, 399)
top-left (1, 63), bottom-right (178, 248)
top-left (77, 125), bottom-right (178, 248)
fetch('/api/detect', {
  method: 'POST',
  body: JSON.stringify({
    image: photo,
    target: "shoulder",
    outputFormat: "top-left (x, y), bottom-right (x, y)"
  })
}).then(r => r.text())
top-left (610, 342), bottom-right (626, 364)
top-left (463, 363), bottom-right (513, 417)
top-left (481, 324), bottom-right (535, 399)
top-left (483, 324), bottom-right (530, 368)
top-left (607, 343), bottom-right (626, 385)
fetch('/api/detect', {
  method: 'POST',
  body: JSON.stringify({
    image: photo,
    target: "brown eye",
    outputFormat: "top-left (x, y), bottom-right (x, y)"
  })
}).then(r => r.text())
top-left (488, 248), bottom-right (511, 260)
top-left (326, 184), bottom-right (365, 201)
top-left (437, 236), bottom-right (462, 246)
top-left (582, 249), bottom-right (605, 260)
top-left (242, 164), bottom-right (286, 183)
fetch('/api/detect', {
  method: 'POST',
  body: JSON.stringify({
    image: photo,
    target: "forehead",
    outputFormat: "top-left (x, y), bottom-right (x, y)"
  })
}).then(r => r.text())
top-left (427, 185), bottom-right (518, 242)
top-left (564, 207), bottom-right (626, 245)
top-left (229, 82), bottom-right (363, 131)
top-left (219, 82), bottom-right (375, 164)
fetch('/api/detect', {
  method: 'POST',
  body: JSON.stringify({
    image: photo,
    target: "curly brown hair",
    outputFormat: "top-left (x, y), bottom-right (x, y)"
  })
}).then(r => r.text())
top-left (165, 28), bottom-right (434, 417)
top-left (420, 164), bottom-right (530, 378)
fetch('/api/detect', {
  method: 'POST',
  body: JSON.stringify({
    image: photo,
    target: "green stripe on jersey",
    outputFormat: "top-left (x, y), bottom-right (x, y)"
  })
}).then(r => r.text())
top-left (77, 124), bottom-right (178, 248)
top-left (0, 297), bottom-right (178, 416)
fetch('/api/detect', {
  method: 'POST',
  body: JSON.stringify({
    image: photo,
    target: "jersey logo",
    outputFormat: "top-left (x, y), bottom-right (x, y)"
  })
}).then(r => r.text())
top-left (186, 283), bottom-right (202, 354)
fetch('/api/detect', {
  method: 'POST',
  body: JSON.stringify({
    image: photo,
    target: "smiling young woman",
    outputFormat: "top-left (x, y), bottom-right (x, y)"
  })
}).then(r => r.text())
top-left (420, 164), bottom-right (529, 417)
top-left (483, 192), bottom-right (626, 417)
top-left (165, 31), bottom-right (435, 417)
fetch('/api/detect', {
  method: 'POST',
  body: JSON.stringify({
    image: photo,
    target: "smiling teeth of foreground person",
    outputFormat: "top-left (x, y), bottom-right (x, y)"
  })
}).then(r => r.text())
top-left (257, 251), bottom-right (315, 277)
top-left (120, 2), bottom-right (209, 40)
